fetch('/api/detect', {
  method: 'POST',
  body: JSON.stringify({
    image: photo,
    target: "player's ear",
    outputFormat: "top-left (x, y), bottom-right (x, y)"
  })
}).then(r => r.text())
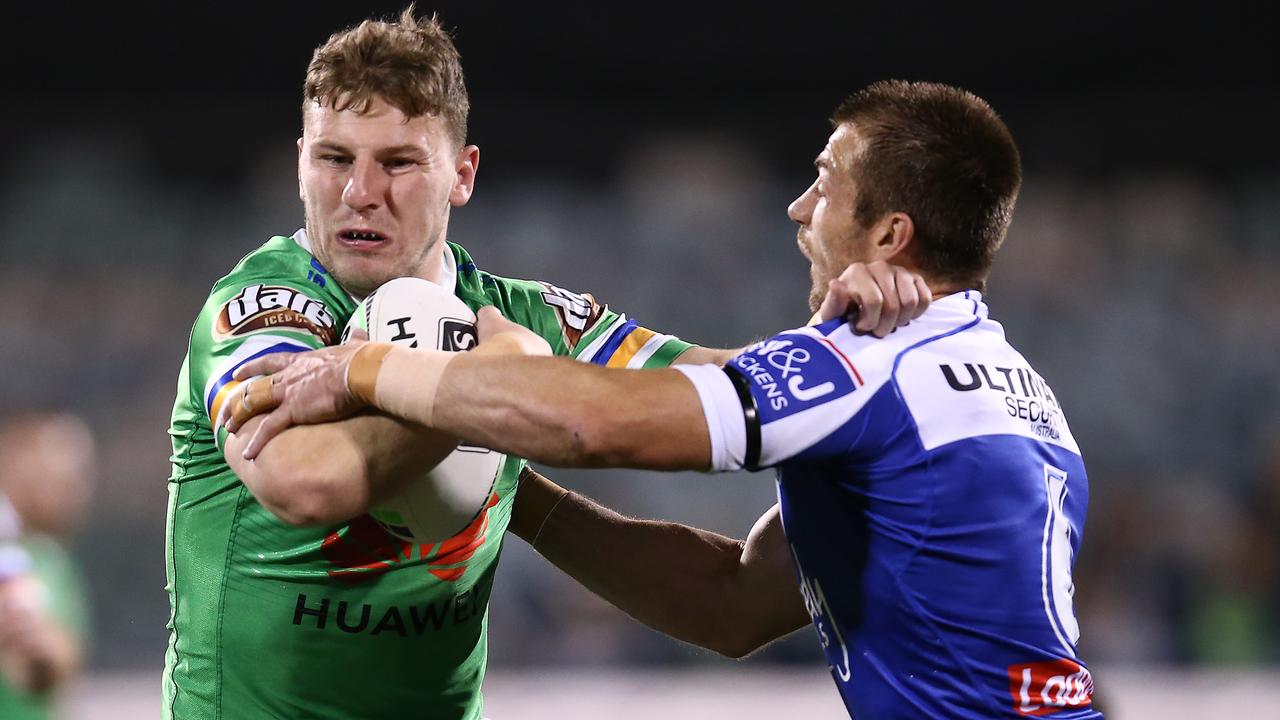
top-left (872, 212), bottom-right (914, 263)
top-left (450, 145), bottom-right (480, 207)
top-left (297, 137), bottom-right (306, 202)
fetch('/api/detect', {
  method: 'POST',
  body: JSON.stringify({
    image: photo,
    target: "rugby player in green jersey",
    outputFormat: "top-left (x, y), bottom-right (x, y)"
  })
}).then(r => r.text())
top-left (167, 7), bottom-right (926, 719)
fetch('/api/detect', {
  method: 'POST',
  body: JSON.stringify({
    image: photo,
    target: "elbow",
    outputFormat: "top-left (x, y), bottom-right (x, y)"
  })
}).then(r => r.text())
top-left (699, 591), bottom-right (786, 659)
top-left (263, 483), bottom-right (350, 527)
top-left (259, 472), bottom-right (355, 527)
top-left (704, 625), bottom-right (775, 660)
top-left (252, 454), bottom-right (366, 527)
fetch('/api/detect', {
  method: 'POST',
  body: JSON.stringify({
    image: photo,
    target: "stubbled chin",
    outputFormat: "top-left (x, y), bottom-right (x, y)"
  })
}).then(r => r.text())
top-left (808, 287), bottom-right (823, 314)
top-left (808, 265), bottom-right (825, 313)
top-left (325, 256), bottom-right (389, 298)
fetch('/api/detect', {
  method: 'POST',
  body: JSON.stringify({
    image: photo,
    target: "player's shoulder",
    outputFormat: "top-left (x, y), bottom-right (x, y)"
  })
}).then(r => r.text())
top-left (194, 232), bottom-right (350, 350)
top-left (213, 234), bottom-right (325, 293)
top-left (447, 241), bottom-right (555, 301)
top-left (447, 241), bottom-right (615, 355)
top-left (803, 291), bottom-right (997, 389)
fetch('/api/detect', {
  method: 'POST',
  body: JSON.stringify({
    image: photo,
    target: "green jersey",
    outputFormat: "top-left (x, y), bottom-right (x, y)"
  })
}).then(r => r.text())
top-left (166, 231), bottom-right (691, 719)
top-left (0, 536), bottom-right (89, 720)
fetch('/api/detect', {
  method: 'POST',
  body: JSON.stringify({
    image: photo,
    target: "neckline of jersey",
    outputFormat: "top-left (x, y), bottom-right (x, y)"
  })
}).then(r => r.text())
top-left (289, 228), bottom-right (458, 299)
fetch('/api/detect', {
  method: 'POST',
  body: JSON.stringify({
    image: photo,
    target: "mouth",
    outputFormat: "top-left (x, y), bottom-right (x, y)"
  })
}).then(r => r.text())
top-left (336, 228), bottom-right (390, 249)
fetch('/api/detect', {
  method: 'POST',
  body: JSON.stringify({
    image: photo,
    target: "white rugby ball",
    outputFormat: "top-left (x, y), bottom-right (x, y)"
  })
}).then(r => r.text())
top-left (344, 277), bottom-right (504, 544)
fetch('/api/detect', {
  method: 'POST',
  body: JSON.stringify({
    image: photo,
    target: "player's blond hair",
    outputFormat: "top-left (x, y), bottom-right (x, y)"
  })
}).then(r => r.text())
top-left (303, 5), bottom-right (469, 147)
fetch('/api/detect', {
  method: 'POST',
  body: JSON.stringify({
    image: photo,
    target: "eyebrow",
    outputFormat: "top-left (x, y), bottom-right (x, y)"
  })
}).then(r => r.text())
top-left (310, 141), bottom-right (429, 158)
top-left (814, 156), bottom-right (832, 171)
top-left (376, 145), bottom-right (431, 158)
top-left (312, 140), bottom-right (348, 152)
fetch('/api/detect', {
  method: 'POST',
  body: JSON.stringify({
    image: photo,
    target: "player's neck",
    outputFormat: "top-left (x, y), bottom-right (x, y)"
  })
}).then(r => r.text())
top-left (929, 279), bottom-right (983, 299)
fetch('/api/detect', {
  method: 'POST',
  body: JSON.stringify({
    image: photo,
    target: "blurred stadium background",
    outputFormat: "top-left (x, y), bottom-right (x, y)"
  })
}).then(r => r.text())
top-left (4, 2), bottom-right (1278, 717)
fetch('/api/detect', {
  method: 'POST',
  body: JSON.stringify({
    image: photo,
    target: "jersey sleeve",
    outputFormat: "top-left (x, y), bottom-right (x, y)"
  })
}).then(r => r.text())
top-left (674, 323), bottom-right (873, 472)
top-left (189, 275), bottom-right (345, 448)
top-left (485, 276), bottom-right (692, 368)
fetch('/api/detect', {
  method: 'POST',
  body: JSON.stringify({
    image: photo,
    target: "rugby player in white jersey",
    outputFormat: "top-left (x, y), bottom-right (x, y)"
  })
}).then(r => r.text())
top-left (232, 80), bottom-right (1101, 719)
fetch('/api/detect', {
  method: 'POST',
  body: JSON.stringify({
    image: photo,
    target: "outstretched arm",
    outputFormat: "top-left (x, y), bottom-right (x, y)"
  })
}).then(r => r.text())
top-left (510, 467), bottom-right (808, 658)
top-left (220, 331), bottom-right (548, 525)
top-left (228, 315), bottom-right (714, 470)
top-left (228, 260), bottom-right (931, 468)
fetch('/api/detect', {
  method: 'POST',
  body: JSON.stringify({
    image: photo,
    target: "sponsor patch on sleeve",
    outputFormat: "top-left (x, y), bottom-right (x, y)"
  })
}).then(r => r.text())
top-left (214, 284), bottom-right (338, 345)
top-left (728, 332), bottom-right (862, 425)
top-left (538, 282), bottom-right (605, 350)
top-left (1007, 658), bottom-right (1094, 717)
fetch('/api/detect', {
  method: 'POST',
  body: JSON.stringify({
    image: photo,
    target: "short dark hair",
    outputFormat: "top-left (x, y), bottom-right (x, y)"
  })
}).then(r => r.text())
top-left (831, 80), bottom-right (1021, 289)
top-left (303, 5), bottom-right (469, 147)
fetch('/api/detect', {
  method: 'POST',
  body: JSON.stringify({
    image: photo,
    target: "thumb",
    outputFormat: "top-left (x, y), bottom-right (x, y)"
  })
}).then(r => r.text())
top-left (475, 305), bottom-right (516, 342)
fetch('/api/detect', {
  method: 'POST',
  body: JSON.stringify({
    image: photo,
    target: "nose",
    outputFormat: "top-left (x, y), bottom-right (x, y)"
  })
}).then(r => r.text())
top-left (342, 157), bottom-right (385, 211)
top-left (788, 183), bottom-right (815, 225)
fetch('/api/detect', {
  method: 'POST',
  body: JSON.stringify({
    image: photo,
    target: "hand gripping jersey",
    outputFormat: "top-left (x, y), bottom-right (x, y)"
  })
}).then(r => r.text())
top-left (166, 230), bottom-right (689, 720)
top-left (676, 292), bottom-right (1101, 719)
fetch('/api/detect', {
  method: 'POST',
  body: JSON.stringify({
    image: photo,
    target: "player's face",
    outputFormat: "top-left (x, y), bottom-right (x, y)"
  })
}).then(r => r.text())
top-left (788, 124), bottom-right (875, 312)
top-left (298, 97), bottom-right (479, 299)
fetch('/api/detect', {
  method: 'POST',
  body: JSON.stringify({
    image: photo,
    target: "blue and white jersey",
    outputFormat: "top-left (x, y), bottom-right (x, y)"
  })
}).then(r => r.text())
top-left (676, 292), bottom-right (1101, 719)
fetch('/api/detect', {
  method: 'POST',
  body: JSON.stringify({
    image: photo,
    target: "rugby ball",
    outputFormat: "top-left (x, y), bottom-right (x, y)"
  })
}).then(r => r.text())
top-left (344, 277), bottom-right (505, 544)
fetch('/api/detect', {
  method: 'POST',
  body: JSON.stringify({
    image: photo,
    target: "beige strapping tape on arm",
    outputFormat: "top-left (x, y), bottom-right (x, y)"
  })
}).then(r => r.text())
top-left (348, 343), bottom-right (457, 426)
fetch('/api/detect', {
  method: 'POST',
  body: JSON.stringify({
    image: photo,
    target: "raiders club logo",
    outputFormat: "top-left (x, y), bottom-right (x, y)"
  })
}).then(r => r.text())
top-left (538, 283), bottom-right (604, 350)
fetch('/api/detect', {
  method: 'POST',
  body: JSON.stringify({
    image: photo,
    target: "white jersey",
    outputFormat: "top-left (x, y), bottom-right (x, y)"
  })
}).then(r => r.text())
top-left (676, 291), bottom-right (1101, 719)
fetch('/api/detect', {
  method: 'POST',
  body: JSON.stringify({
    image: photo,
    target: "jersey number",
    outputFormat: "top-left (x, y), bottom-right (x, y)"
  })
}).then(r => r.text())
top-left (1041, 463), bottom-right (1080, 655)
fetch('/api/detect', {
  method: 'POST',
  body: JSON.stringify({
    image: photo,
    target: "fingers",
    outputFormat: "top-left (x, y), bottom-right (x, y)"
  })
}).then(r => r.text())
top-left (822, 261), bottom-right (935, 337)
top-left (817, 278), bottom-right (854, 323)
top-left (911, 275), bottom-right (932, 320)
top-left (820, 263), bottom-right (882, 328)
top-left (475, 305), bottom-right (515, 342)
top-left (241, 409), bottom-right (293, 460)
top-left (863, 262), bottom-right (901, 337)
top-left (349, 328), bottom-right (369, 342)
top-left (846, 264), bottom-right (885, 335)
top-left (889, 266), bottom-right (930, 325)
top-left (226, 376), bottom-right (280, 434)
top-left (475, 306), bottom-right (553, 356)
top-left (234, 353), bottom-right (296, 381)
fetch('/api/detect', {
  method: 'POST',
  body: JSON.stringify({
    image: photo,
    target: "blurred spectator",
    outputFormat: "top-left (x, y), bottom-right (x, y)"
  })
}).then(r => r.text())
top-left (0, 413), bottom-right (94, 719)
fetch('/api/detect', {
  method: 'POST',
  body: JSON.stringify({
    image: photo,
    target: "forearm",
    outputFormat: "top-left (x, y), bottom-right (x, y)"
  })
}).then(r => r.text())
top-left (226, 411), bottom-right (456, 525)
top-left (357, 346), bottom-right (711, 470)
top-left (672, 345), bottom-right (741, 366)
top-left (445, 357), bottom-right (700, 469)
top-left (511, 469), bottom-right (774, 657)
